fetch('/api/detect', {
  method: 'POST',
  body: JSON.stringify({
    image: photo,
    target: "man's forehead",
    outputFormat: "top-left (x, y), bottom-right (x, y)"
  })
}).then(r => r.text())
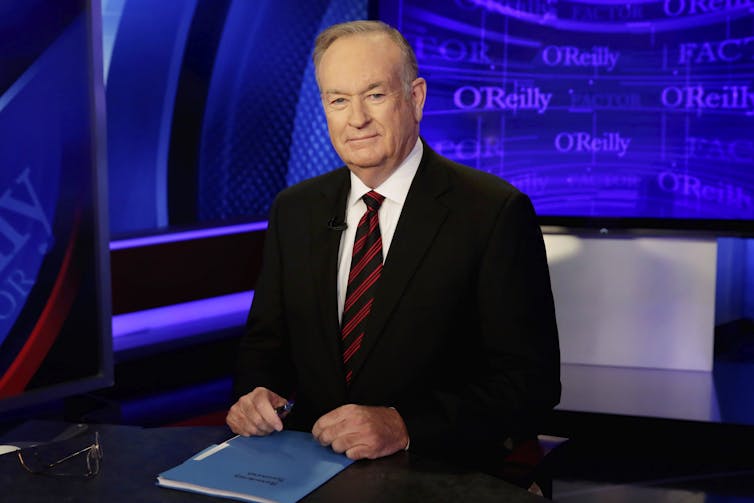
top-left (317, 34), bottom-right (402, 91)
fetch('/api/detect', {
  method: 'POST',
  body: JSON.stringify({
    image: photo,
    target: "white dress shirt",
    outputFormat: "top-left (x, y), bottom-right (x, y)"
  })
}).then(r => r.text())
top-left (337, 139), bottom-right (423, 322)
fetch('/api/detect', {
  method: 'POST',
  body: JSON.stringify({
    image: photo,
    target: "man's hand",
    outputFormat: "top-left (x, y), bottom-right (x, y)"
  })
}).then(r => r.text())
top-left (312, 404), bottom-right (409, 460)
top-left (226, 387), bottom-right (288, 436)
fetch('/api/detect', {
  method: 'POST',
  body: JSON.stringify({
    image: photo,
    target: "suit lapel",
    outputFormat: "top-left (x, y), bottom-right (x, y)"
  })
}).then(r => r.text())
top-left (309, 169), bottom-right (350, 396)
top-left (348, 146), bottom-right (451, 385)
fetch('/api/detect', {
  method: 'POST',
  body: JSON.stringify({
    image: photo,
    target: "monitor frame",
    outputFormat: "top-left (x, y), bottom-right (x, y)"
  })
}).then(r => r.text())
top-left (0, 0), bottom-right (113, 415)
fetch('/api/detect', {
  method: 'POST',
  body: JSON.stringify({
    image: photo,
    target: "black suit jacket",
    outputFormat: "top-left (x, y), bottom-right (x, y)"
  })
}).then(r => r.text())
top-left (234, 142), bottom-right (560, 459)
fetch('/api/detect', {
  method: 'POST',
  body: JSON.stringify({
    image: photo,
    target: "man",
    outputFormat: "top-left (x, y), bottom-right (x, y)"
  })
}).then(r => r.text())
top-left (227, 20), bottom-right (560, 465)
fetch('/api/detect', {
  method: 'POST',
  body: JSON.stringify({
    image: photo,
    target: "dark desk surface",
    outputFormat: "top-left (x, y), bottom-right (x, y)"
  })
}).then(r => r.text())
top-left (0, 421), bottom-right (543, 503)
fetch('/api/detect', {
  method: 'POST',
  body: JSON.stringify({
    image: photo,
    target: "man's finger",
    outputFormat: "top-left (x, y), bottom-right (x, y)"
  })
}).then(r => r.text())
top-left (246, 391), bottom-right (284, 433)
top-left (257, 399), bottom-right (285, 432)
top-left (329, 431), bottom-right (365, 455)
top-left (313, 404), bottom-right (349, 430)
top-left (345, 444), bottom-right (371, 460)
top-left (318, 420), bottom-right (352, 447)
top-left (312, 407), bottom-right (344, 440)
top-left (227, 387), bottom-right (288, 436)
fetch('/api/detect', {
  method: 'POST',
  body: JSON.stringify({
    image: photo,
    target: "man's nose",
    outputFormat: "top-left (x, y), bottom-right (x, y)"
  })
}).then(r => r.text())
top-left (348, 99), bottom-right (370, 128)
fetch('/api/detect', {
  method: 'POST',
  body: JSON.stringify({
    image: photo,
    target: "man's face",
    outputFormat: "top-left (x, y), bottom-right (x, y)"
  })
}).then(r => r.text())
top-left (316, 33), bottom-right (426, 185)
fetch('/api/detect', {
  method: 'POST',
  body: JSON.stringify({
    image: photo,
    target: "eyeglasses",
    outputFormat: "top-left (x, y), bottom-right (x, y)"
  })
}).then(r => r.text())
top-left (17, 431), bottom-right (102, 479)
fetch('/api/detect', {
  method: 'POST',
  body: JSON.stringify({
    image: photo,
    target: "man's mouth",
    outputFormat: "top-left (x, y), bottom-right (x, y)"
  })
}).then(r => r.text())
top-left (347, 134), bottom-right (378, 143)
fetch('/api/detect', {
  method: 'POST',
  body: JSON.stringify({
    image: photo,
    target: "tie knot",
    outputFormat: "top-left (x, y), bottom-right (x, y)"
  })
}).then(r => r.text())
top-left (362, 191), bottom-right (384, 212)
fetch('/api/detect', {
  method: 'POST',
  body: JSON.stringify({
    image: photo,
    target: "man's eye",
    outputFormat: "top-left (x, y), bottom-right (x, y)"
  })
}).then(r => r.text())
top-left (368, 93), bottom-right (385, 101)
top-left (330, 97), bottom-right (347, 106)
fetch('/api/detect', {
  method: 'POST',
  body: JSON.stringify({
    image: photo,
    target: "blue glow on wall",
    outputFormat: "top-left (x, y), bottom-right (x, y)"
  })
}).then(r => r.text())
top-left (101, 0), bottom-right (126, 83)
top-left (105, 0), bottom-right (197, 234)
top-left (198, 0), bottom-right (367, 221)
top-left (104, 0), bottom-right (369, 235)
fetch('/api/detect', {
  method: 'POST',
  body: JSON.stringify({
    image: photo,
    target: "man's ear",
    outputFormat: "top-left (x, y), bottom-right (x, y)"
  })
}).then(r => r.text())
top-left (411, 77), bottom-right (427, 122)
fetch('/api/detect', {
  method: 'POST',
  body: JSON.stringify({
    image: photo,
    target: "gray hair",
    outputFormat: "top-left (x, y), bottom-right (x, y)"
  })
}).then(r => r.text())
top-left (313, 20), bottom-right (419, 97)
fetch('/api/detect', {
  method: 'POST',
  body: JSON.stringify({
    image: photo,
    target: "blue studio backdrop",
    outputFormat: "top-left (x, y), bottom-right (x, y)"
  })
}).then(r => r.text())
top-left (104, 0), bottom-right (368, 234)
top-left (102, 0), bottom-right (753, 318)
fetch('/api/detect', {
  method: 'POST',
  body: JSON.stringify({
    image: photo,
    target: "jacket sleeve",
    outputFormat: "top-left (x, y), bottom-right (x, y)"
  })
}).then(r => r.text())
top-left (232, 196), bottom-right (296, 401)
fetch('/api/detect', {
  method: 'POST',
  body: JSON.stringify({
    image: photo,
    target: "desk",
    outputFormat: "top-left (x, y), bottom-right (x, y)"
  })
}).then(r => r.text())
top-left (0, 422), bottom-right (542, 502)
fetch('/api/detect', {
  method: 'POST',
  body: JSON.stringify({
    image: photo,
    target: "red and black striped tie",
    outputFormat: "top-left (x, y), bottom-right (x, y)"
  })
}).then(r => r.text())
top-left (341, 191), bottom-right (385, 385)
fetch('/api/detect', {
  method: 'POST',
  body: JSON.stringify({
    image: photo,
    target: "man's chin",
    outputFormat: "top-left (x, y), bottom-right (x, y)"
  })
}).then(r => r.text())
top-left (344, 152), bottom-right (385, 170)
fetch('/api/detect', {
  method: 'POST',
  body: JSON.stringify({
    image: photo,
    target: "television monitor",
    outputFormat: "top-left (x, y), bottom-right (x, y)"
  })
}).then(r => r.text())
top-left (0, 0), bottom-right (112, 414)
top-left (379, 0), bottom-right (754, 235)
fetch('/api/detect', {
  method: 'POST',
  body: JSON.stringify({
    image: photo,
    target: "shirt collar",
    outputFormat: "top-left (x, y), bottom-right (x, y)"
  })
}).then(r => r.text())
top-left (347, 138), bottom-right (423, 208)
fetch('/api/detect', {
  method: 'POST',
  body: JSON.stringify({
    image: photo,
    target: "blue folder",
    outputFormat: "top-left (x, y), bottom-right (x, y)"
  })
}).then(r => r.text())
top-left (157, 430), bottom-right (354, 503)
